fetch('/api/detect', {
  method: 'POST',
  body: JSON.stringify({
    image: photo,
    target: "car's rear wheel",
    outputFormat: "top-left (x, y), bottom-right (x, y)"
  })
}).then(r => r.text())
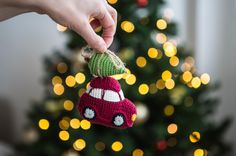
top-left (83, 107), bottom-right (96, 120)
top-left (113, 114), bottom-right (125, 127)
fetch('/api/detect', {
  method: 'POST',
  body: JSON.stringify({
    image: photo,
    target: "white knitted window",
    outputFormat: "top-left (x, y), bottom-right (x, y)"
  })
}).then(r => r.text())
top-left (103, 90), bottom-right (120, 102)
top-left (119, 90), bottom-right (125, 100)
top-left (89, 88), bottom-right (102, 99)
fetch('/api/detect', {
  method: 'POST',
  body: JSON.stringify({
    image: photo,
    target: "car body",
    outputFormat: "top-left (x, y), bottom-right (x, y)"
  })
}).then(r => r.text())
top-left (78, 77), bottom-right (137, 129)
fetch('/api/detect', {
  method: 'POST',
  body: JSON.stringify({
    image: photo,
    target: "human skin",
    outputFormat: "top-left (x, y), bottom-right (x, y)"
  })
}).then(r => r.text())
top-left (0, 0), bottom-right (117, 52)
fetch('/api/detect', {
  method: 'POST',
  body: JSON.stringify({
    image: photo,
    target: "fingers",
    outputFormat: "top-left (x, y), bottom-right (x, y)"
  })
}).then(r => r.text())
top-left (72, 17), bottom-right (107, 52)
top-left (95, 6), bottom-right (116, 47)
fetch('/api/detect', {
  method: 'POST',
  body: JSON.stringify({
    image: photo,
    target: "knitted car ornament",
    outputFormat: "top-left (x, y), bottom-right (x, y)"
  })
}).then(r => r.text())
top-left (78, 46), bottom-right (137, 128)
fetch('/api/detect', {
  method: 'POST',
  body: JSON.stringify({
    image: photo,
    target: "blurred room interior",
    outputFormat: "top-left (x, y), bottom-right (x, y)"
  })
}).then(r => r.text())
top-left (0, 0), bottom-right (235, 155)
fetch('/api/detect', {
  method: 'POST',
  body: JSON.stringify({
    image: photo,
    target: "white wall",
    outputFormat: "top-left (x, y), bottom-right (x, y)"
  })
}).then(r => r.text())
top-left (0, 13), bottom-right (67, 141)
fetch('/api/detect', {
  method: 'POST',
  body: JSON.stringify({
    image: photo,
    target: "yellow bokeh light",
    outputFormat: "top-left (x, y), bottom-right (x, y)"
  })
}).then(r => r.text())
top-left (167, 123), bottom-right (178, 134)
top-left (189, 131), bottom-right (201, 143)
top-left (148, 48), bottom-right (158, 58)
top-left (121, 21), bottom-right (135, 33)
top-left (136, 56), bottom-right (147, 68)
top-left (162, 70), bottom-right (172, 81)
top-left (122, 68), bottom-right (131, 79)
top-left (191, 77), bottom-right (201, 89)
top-left (165, 79), bottom-right (175, 89)
top-left (156, 33), bottom-right (167, 44)
top-left (132, 148), bottom-right (144, 156)
top-left (111, 141), bottom-right (123, 152)
top-left (86, 82), bottom-right (90, 89)
top-left (125, 74), bottom-right (136, 85)
top-left (75, 72), bottom-right (86, 84)
top-left (111, 74), bottom-right (124, 80)
top-left (53, 84), bottom-right (64, 95)
top-left (169, 56), bottom-right (179, 67)
top-left (138, 84), bottom-right (149, 95)
top-left (80, 119), bottom-right (91, 130)
top-left (59, 130), bottom-right (70, 141)
top-left (57, 24), bottom-right (67, 32)
top-left (107, 0), bottom-right (118, 4)
top-left (163, 42), bottom-right (177, 57)
top-left (38, 119), bottom-right (49, 130)
top-left (63, 100), bottom-right (74, 111)
top-left (78, 88), bottom-right (86, 97)
top-left (59, 119), bottom-right (70, 130)
top-left (164, 105), bottom-right (175, 116)
top-left (57, 62), bottom-right (68, 74)
top-left (52, 76), bottom-right (62, 85)
top-left (149, 83), bottom-right (158, 94)
top-left (156, 19), bottom-right (167, 30)
top-left (200, 73), bottom-right (210, 85)
top-left (95, 141), bottom-right (106, 151)
top-left (65, 75), bottom-right (76, 87)
top-left (156, 79), bottom-right (165, 89)
top-left (182, 71), bottom-right (193, 83)
top-left (73, 139), bottom-right (86, 151)
top-left (194, 149), bottom-right (205, 156)
top-left (70, 118), bottom-right (80, 129)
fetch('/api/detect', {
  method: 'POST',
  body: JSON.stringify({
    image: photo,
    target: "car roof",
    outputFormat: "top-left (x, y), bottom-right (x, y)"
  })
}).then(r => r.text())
top-left (90, 77), bottom-right (121, 92)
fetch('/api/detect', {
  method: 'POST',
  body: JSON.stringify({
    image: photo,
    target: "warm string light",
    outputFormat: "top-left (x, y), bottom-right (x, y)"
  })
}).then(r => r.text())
top-left (136, 56), bottom-right (147, 68)
top-left (200, 73), bottom-right (210, 85)
top-left (165, 79), bottom-right (175, 89)
top-left (59, 130), bottom-right (70, 141)
top-left (75, 72), bottom-right (86, 84)
top-left (191, 77), bottom-right (201, 88)
top-left (107, 0), bottom-right (118, 5)
top-left (52, 76), bottom-right (62, 85)
top-left (111, 141), bottom-right (123, 152)
top-left (59, 119), bottom-right (70, 130)
top-left (194, 148), bottom-right (207, 156)
top-left (73, 139), bottom-right (86, 151)
top-left (121, 21), bottom-right (135, 33)
top-left (162, 70), bottom-right (172, 81)
top-left (57, 62), bottom-right (68, 74)
top-left (149, 83), bottom-right (158, 94)
top-left (70, 118), bottom-right (80, 129)
top-left (156, 33), bottom-right (167, 44)
top-left (156, 19), bottom-right (167, 30)
top-left (147, 48), bottom-right (158, 58)
top-left (38, 119), bottom-right (49, 130)
top-left (156, 79), bottom-right (165, 89)
top-left (132, 148), bottom-right (144, 156)
top-left (53, 84), bottom-right (64, 95)
top-left (189, 131), bottom-right (201, 143)
top-left (163, 42), bottom-right (177, 57)
top-left (80, 119), bottom-right (91, 130)
top-left (182, 71), bottom-right (193, 83)
top-left (167, 123), bottom-right (178, 134)
top-left (125, 74), bottom-right (136, 85)
top-left (65, 75), bottom-right (76, 87)
top-left (164, 105), bottom-right (175, 116)
top-left (169, 56), bottom-right (179, 67)
top-left (138, 84), bottom-right (149, 95)
top-left (63, 100), bottom-right (74, 111)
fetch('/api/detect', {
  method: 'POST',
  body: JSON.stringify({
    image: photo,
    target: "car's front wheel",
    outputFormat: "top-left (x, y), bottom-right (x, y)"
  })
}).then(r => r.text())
top-left (113, 114), bottom-right (125, 127)
top-left (83, 107), bottom-right (96, 120)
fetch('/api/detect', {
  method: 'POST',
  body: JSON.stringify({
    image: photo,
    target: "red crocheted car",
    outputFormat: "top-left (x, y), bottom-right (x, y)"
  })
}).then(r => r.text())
top-left (78, 77), bottom-right (137, 129)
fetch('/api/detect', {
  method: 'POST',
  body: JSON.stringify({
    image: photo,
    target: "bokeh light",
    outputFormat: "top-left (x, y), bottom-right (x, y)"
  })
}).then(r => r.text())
top-left (53, 84), bottom-right (64, 95)
top-left (57, 24), bottom-right (67, 32)
top-left (59, 130), bottom-right (70, 141)
top-left (73, 139), bottom-right (86, 151)
top-left (136, 56), bottom-right (147, 68)
top-left (156, 79), bottom-right (165, 89)
top-left (156, 33), bottom-right (167, 44)
top-left (191, 77), bottom-right (201, 88)
top-left (169, 56), bottom-right (179, 67)
top-left (164, 105), bottom-right (175, 116)
top-left (57, 62), bottom-right (68, 74)
top-left (163, 42), bottom-right (177, 57)
top-left (167, 123), bottom-right (178, 134)
top-left (95, 141), bottom-right (106, 151)
top-left (162, 70), bottom-right (172, 81)
top-left (125, 74), bottom-right (136, 85)
top-left (52, 76), bottom-right (62, 85)
top-left (78, 88), bottom-right (86, 97)
top-left (132, 148), bottom-right (144, 156)
top-left (65, 75), bottom-right (76, 87)
top-left (59, 119), bottom-right (70, 130)
top-left (111, 141), bottom-right (123, 152)
top-left (80, 120), bottom-right (91, 130)
top-left (149, 83), bottom-right (158, 94)
top-left (121, 21), bottom-right (135, 33)
top-left (138, 84), bottom-right (149, 95)
top-left (148, 48), bottom-right (158, 58)
top-left (70, 118), bottom-right (80, 129)
top-left (38, 119), bottom-right (49, 130)
top-left (156, 19), bottom-right (167, 30)
top-left (165, 79), bottom-right (175, 89)
top-left (75, 72), bottom-right (86, 84)
top-left (107, 0), bottom-right (118, 4)
top-left (63, 100), bottom-right (74, 111)
top-left (189, 131), bottom-right (201, 143)
top-left (182, 71), bottom-right (193, 83)
top-left (194, 149), bottom-right (207, 156)
top-left (200, 73), bottom-right (210, 85)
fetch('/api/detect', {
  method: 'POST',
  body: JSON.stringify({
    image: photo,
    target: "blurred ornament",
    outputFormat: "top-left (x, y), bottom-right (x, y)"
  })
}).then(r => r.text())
top-left (119, 48), bottom-right (135, 61)
top-left (170, 86), bottom-right (187, 105)
top-left (136, 0), bottom-right (148, 7)
top-left (135, 102), bottom-right (149, 124)
top-left (156, 140), bottom-right (167, 151)
top-left (23, 128), bottom-right (39, 144)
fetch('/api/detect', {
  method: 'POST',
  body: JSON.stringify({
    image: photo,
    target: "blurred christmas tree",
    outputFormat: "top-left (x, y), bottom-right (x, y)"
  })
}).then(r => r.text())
top-left (17, 0), bottom-right (232, 156)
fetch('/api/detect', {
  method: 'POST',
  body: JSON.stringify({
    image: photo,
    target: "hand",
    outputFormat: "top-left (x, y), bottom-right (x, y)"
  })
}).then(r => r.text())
top-left (0, 0), bottom-right (117, 52)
